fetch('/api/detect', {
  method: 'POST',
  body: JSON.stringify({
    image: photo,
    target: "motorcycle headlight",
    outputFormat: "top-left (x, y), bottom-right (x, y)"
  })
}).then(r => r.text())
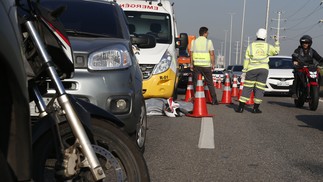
top-left (309, 71), bottom-right (317, 78)
top-left (88, 45), bottom-right (132, 70)
top-left (152, 51), bottom-right (172, 75)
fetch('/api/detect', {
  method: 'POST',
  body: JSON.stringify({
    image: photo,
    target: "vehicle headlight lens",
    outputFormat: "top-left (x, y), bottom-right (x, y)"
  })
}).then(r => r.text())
top-left (309, 71), bottom-right (317, 78)
top-left (152, 51), bottom-right (172, 75)
top-left (88, 46), bottom-right (132, 70)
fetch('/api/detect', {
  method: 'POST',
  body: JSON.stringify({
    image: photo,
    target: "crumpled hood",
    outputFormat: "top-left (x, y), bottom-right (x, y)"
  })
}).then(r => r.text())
top-left (136, 44), bottom-right (169, 64)
top-left (268, 69), bottom-right (293, 78)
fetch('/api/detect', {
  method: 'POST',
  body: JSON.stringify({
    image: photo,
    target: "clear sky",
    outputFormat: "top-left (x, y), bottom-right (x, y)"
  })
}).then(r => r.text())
top-left (173, 0), bottom-right (323, 66)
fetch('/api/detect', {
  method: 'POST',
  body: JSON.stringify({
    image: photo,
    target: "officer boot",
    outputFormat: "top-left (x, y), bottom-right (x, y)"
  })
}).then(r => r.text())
top-left (235, 102), bottom-right (245, 113)
top-left (251, 104), bottom-right (262, 113)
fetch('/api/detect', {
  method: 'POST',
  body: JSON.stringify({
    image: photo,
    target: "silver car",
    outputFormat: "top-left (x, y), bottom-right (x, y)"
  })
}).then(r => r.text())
top-left (35, 0), bottom-right (155, 151)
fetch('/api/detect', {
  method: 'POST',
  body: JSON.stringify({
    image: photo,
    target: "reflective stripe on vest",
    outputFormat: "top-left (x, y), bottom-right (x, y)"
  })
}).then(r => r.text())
top-left (249, 42), bottom-right (270, 67)
top-left (192, 38), bottom-right (211, 66)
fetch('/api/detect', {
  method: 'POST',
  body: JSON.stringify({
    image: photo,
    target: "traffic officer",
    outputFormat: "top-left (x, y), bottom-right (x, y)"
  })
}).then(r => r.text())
top-left (235, 28), bottom-right (280, 113)
top-left (190, 26), bottom-right (218, 105)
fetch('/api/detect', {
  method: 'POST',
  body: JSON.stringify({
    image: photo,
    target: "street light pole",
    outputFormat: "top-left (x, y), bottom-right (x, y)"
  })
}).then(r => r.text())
top-left (224, 30), bottom-right (228, 67)
top-left (265, 0), bottom-right (270, 42)
top-left (239, 0), bottom-right (246, 64)
top-left (220, 42), bottom-right (224, 56)
top-left (229, 13), bottom-right (235, 66)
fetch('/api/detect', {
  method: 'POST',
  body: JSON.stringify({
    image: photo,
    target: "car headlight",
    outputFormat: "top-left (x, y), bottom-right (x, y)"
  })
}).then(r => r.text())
top-left (152, 51), bottom-right (172, 75)
top-left (88, 45), bottom-right (132, 70)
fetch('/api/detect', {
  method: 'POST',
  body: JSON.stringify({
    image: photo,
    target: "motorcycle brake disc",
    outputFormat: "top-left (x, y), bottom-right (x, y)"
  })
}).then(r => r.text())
top-left (91, 144), bottom-right (124, 181)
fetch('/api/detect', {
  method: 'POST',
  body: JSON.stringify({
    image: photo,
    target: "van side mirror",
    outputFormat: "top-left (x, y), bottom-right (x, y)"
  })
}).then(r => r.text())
top-left (176, 33), bottom-right (188, 49)
top-left (131, 34), bottom-right (156, 48)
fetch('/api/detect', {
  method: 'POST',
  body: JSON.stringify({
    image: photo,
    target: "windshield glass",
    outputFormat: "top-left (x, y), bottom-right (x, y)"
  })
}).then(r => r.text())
top-left (124, 11), bottom-right (172, 44)
top-left (41, 1), bottom-right (123, 38)
top-left (232, 65), bottom-right (243, 71)
top-left (269, 58), bottom-right (293, 69)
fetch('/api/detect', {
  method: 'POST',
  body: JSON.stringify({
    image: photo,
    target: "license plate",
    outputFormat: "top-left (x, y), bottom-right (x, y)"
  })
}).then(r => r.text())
top-left (277, 81), bottom-right (289, 86)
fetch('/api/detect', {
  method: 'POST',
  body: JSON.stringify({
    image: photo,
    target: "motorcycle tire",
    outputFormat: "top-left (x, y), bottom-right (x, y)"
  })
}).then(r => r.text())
top-left (32, 117), bottom-right (150, 182)
top-left (294, 85), bottom-right (306, 108)
top-left (309, 86), bottom-right (319, 111)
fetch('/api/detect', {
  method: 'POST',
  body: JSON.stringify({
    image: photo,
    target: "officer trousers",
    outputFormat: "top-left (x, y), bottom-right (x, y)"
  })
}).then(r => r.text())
top-left (239, 68), bottom-right (268, 104)
top-left (192, 66), bottom-right (217, 102)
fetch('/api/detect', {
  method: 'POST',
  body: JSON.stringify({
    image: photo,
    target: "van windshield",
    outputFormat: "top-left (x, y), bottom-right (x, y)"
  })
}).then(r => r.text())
top-left (41, 1), bottom-right (123, 38)
top-left (124, 11), bottom-right (172, 44)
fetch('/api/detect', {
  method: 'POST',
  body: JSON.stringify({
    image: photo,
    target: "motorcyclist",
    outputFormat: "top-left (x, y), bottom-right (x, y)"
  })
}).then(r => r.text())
top-left (290, 35), bottom-right (323, 98)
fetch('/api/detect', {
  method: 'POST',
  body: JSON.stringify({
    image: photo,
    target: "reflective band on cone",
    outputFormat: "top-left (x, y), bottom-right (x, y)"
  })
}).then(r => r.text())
top-left (184, 73), bottom-right (194, 102)
top-left (217, 76), bottom-right (222, 89)
top-left (220, 73), bottom-right (232, 104)
top-left (186, 74), bottom-right (213, 117)
top-left (213, 74), bottom-right (217, 87)
top-left (237, 79), bottom-right (244, 101)
top-left (231, 74), bottom-right (239, 97)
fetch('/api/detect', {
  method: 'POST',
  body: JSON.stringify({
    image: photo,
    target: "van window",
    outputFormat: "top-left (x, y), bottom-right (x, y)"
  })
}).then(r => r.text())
top-left (124, 11), bottom-right (172, 44)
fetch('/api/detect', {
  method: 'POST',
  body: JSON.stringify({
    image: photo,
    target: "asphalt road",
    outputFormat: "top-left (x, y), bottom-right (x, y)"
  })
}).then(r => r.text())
top-left (144, 88), bottom-right (323, 181)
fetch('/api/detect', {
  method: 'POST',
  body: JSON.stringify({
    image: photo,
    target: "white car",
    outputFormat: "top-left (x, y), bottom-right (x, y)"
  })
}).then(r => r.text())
top-left (265, 56), bottom-right (294, 94)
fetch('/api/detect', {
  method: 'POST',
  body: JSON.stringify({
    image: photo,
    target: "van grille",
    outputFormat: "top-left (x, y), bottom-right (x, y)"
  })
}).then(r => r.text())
top-left (140, 64), bottom-right (155, 79)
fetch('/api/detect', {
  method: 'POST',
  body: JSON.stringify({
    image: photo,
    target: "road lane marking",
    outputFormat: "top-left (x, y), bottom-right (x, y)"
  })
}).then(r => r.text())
top-left (198, 117), bottom-right (215, 149)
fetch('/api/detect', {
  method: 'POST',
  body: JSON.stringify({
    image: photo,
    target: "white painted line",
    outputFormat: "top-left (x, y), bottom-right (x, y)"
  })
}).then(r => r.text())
top-left (198, 117), bottom-right (215, 149)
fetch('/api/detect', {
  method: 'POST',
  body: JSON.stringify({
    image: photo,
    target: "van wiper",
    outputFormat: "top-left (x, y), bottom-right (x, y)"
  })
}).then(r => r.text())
top-left (65, 29), bottom-right (111, 38)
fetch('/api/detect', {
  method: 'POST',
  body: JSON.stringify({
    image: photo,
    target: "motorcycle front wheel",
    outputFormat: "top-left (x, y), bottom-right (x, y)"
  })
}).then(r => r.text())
top-left (294, 84), bottom-right (306, 108)
top-left (32, 118), bottom-right (150, 182)
top-left (309, 86), bottom-right (319, 111)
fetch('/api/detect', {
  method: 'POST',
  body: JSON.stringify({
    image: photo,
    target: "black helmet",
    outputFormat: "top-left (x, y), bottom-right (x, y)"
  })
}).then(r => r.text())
top-left (299, 35), bottom-right (312, 46)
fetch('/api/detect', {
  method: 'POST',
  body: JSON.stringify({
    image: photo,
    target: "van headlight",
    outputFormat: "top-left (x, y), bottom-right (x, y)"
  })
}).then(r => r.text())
top-left (88, 46), bottom-right (132, 70)
top-left (152, 51), bottom-right (172, 75)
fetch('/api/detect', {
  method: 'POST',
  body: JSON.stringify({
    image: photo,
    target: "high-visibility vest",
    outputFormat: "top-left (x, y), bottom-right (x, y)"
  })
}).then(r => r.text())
top-left (192, 37), bottom-right (211, 67)
top-left (244, 40), bottom-right (279, 71)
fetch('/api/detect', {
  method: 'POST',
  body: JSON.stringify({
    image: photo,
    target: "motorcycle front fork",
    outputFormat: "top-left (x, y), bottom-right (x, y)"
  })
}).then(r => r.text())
top-left (26, 20), bottom-right (105, 181)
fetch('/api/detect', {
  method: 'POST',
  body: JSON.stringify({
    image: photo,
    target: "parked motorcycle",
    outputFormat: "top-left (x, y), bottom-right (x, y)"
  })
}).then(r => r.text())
top-left (12, 0), bottom-right (150, 181)
top-left (294, 64), bottom-right (320, 111)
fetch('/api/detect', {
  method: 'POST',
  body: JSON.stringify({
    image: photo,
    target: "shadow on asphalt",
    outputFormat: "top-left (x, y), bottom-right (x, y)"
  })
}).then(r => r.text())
top-left (296, 115), bottom-right (323, 131)
top-left (267, 100), bottom-right (295, 108)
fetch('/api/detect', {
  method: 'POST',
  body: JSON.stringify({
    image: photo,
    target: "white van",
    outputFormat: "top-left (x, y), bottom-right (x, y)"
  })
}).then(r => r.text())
top-left (116, 0), bottom-right (187, 99)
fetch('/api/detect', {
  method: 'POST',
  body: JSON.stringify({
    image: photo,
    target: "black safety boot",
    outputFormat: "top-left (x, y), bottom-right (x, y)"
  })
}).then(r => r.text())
top-left (235, 102), bottom-right (245, 113)
top-left (251, 104), bottom-right (262, 113)
top-left (212, 99), bottom-right (219, 105)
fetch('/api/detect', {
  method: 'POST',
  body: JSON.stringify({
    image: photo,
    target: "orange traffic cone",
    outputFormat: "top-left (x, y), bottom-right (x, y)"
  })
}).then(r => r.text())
top-left (184, 73), bottom-right (194, 102)
top-left (246, 90), bottom-right (255, 105)
top-left (213, 74), bottom-right (217, 87)
top-left (186, 74), bottom-right (213, 117)
top-left (237, 78), bottom-right (244, 100)
top-left (217, 76), bottom-right (223, 89)
top-left (204, 81), bottom-right (212, 103)
top-left (220, 73), bottom-right (232, 104)
top-left (231, 74), bottom-right (239, 97)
